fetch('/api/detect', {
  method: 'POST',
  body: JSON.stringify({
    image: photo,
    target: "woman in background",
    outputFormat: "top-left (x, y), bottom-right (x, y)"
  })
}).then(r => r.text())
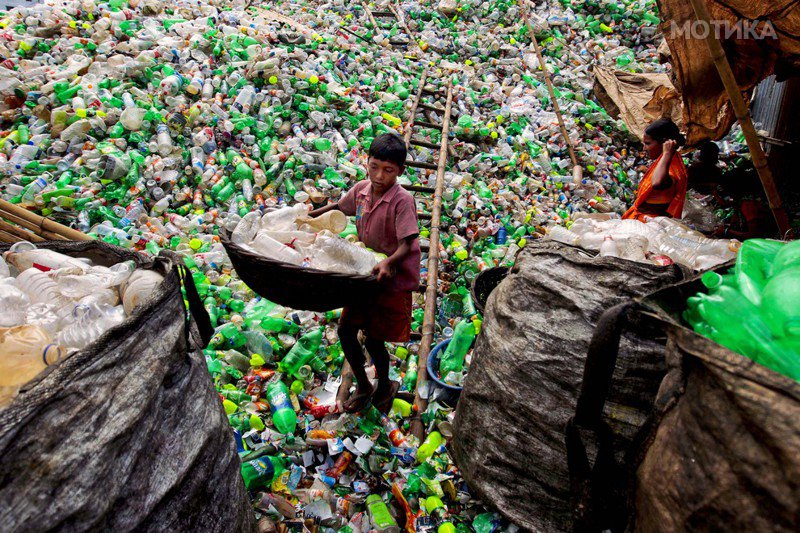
top-left (623, 118), bottom-right (688, 222)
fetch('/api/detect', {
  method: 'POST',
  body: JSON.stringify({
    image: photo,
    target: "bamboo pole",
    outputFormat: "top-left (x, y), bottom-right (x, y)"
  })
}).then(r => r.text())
top-left (0, 209), bottom-right (68, 241)
top-left (685, 0), bottom-right (791, 236)
top-left (0, 199), bottom-right (91, 241)
top-left (361, 1), bottom-right (380, 34)
top-left (521, 1), bottom-right (581, 180)
top-left (0, 219), bottom-right (45, 242)
top-left (0, 230), bottom-right (20, 243)
top-left (404, 71), bottom-right (429, 147)
top-left (389, 4), bottom-right (424, 56)
top-left (411, 81), bottom-right (453, 440)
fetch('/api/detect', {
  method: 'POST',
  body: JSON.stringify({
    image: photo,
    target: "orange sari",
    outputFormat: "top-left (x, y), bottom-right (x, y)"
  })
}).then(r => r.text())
top-left (623, 154), bottom-right (688, 222)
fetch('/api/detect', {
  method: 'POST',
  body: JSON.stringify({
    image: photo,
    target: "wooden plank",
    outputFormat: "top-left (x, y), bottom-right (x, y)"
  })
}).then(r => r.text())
top-left (415, 120), bottom-right (442, 130)
top-left (402, 184), bottom-right (436, 194)
top-left (410, 138), bottom-right (440, 150)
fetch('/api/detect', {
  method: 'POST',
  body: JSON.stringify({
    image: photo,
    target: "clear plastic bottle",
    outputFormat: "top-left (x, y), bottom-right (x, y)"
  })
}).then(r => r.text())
top-left (0, 325), bottom-right (65, 408)
top-left (0, 280), bottom-right (30, 327)
top-left (4, 245), bottom-right (90, 272)
top-left (57, 303), bottom-right (126, 350)
top-left (259, 204), bottom-right (310, 232)
top-left (15, 268), bottom-right (70, 307)
top-left (309, 232), bottom-right (378, 275)
top-left (599, 235), bottom-right (620, 258)
top-left (248, 233), bottom-right (305, 266)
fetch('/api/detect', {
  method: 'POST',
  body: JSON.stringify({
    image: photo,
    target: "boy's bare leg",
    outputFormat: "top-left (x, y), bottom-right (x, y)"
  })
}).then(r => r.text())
top-left (338, 324), bottom-right (373, 411)
top-left (365, 337), bottom-right (397, 413)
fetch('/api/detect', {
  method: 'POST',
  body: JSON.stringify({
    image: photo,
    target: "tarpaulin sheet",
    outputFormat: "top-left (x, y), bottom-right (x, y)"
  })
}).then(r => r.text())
top-left (593, 67), bottom-right (682, 141)
top-left (656, 0), bottom-right (800, 145)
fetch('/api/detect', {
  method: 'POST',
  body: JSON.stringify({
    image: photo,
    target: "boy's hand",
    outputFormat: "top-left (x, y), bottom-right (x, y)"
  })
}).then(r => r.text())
top-left (372, 259), bottom-right (394, 283)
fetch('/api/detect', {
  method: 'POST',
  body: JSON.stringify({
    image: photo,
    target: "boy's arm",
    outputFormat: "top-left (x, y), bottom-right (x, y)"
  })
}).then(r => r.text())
top-left (373, 235), bottom-right (416, 283)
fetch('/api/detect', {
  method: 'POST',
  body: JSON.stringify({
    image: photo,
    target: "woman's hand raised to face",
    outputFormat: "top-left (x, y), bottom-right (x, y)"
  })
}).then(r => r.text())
top-left (662, 139), bottom-right (678, 160)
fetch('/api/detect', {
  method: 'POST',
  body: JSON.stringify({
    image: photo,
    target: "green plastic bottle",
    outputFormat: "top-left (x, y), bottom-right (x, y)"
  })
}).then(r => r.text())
top-left (416, 431), bottom-right (444, 464)
top-left (424, 495), bottom-right (456, 533)
top-left (771, 240), bottom-right (800, 275)
top-left (265, 380), bottom-right (297, 435)
top-left (403, 353), bottom-right (418, 392)
top-left (761, 268), bottom-right (800, 338)
top-left (240, 455), bottom-right (286, 491)
top-left (278, 327), bottom-right (323, 377)
top-left (734, 239), bottom-right (784, 304)
top-left (366, 494), bottom-right (400, 533)
top-left (439, 319), bottom-right (476, 378)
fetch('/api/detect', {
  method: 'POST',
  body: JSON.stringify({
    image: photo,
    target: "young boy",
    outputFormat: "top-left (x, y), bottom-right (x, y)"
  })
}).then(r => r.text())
top-left (308, 133), bottom-right (420, 413)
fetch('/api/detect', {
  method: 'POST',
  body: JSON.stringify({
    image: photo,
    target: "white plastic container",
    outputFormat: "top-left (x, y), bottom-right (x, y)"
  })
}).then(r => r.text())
top-left (120, 270), bottom-right (164, 315)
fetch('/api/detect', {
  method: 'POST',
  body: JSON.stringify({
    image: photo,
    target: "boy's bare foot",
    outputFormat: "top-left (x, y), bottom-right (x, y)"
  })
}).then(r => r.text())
top-left (343, 383), bottom-right (374, 413)
top-left (373, 381), bottom-right (400, 414)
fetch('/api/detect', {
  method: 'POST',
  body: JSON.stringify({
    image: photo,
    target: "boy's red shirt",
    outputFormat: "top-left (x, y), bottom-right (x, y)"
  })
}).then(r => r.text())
top-left (338, 180), bottom-right (421, 291)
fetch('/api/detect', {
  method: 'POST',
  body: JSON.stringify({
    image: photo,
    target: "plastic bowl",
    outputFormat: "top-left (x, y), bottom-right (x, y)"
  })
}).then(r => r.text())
top-left (427, 339), bottom-right (464, 406)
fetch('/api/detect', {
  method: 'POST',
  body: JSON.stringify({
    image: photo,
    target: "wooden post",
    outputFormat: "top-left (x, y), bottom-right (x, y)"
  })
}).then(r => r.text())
top-left (686, 0), bottom-right (792, 236)
top-left (410, 81), bottom-right (453, 440)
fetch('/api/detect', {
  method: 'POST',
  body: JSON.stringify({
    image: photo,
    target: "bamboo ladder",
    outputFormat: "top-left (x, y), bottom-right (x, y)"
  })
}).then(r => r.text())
top-left (331, 4), bottom-right (457, 440)
top-left (400, 73), bottom-right (454, 440)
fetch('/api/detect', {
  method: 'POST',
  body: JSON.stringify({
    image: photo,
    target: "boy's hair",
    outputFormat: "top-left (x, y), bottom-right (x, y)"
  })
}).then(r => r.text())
top-left (368, 133), bottom-right (407, 169)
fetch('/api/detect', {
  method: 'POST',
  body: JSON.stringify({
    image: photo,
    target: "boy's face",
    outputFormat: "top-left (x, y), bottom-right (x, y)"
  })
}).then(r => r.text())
top-left (367, 156), bottom-right (403, 194)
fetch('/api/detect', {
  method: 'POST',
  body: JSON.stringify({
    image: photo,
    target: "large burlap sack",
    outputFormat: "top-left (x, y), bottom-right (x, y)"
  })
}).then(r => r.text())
top-left (451, 241), bottom-right (685, 532)
top-left (0, 241), bottom-right (255, 532)
top-left (630, 274), bottom-right (800, 531)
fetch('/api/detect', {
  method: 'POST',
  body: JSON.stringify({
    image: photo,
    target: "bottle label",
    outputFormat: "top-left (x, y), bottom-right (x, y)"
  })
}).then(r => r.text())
top-left (246, 458), bottom-right (274, 479)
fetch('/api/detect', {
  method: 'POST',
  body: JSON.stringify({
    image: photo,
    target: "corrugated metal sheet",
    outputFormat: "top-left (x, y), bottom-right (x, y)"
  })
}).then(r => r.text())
top-left (750, 76), bottom-right (787, 142)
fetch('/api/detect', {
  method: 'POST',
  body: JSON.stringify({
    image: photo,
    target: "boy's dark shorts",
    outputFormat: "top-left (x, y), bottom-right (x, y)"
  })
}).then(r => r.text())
top-left (340, 289), bottom-right (412, 342)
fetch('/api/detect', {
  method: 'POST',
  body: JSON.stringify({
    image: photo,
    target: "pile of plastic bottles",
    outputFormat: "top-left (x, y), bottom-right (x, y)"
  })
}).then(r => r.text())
top-left (685, 239), bottom-right (800, 382)
top-left (0, 242), bottom-right (162, 407)
top-left (232, 204), bottom-right (385, 275)
top-left (0, 0), bottom-right (766, 527)
top-left (545, 214), bottom-right (741, 270)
